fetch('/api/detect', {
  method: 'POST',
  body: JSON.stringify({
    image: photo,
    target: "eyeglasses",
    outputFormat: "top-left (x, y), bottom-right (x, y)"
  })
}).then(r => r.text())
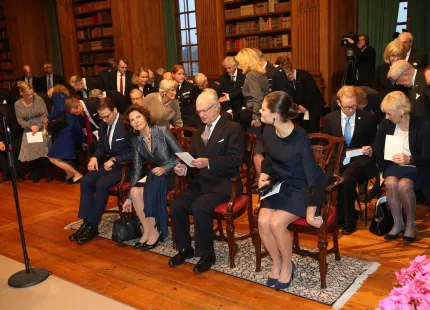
top-left (339, 104), bottom-right (357, 111)
top-left (130, 96), bottom-right (143, 103)
top-left (98, 111), bottom-right (113, 120)
top-left (196, 104), bottom-right (215, 115)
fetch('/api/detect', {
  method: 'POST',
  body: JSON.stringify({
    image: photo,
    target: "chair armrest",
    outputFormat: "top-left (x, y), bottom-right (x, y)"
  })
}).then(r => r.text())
top-left (231, 170), bottom-right (255, 183)
top-left (325, 175), bottom-right (343, 192)
top-left (117, 161), bottom-right (131, 190)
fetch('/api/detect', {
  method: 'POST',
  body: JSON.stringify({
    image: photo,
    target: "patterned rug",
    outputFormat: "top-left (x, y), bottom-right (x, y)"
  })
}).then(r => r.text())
top-left (65, 212), bottom-right (380, 308)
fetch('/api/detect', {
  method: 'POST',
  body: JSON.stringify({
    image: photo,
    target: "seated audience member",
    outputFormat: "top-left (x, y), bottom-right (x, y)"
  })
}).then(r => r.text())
top-left (388, 60), bottom-right (430, 119)
top-left (375, 91), bottom-right (430, 243)
top-left (98, 58), bottom-right (117, 89)
top-left (323, 86), bottom-right (377, 234)
top-left (142, 80), bottom-right (183, 129)
top-left (89, 88), bottom-right (128, 114)
top-left (69, 97), bottom-right (132, 244)
top-left (40, 63), bottom-right (65, 93)
top-left (69, 75), bottom-right (104, 99)
top-left (122, 105), bottom-right (183, 250)
top-left (219, 56), bottom-right (246, 122)
top-left (131, 67), bottom-right (152, 96)
top-left (17, 65), bottom-right (40, 92)
top-left (194, 73), bottom-right (222, 97)
top-left (168, 92), bottom-right (244, 274)
top-left (106, 57), bottom-right (133, 96)
top-left (258, 91), bottom-right (327, 289)
top-left (398, 32), bottom-right (428, 69)
top-left (47, 85), bottom-right (86, 184)
top-left (276, 56), bottom-right (325, 133)
top-left (129, 88), bottom-right (144, 106)
top-left (202, 88), bottom-right (232, 121)
top-left (373, 40), bottom-right (408, 102)
top-left (14, 81), bottom-right (52, 183)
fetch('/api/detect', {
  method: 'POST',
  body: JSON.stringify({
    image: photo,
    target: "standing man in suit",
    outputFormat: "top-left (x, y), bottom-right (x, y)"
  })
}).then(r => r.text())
top-left (219, 56), bottom-right (246, 123)
top-left (195, 73), bottom-right (222, 97)
top-left (16, 65), bottom-right (40, 92)
top-left (69, 75), bottom-right (104, 99)
top-left (69, 97), bottom-right (132, 244)
top-left (168, 92), bottom-right (244, 273)
top-left (323, 86), bottom-right (378, 234)
top-left (40, 63), bottom-right (65, 93)
top-left (107, 57), bottom-right (133, 97)
top-left (348, 34), bottom-right (376, 87)
top-left (388, 60), bottom-right (430, 119)
top-left (98, 58), bottom-right (117, 90)
top-left (398, 32), bottom-right (428, 69)
top-left (88, 88), bottom-right (128, 115)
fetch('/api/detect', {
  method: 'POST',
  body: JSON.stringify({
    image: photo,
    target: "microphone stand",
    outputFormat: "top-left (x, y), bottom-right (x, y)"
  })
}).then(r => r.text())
top-left (1, 115), bottom-right (50, 287)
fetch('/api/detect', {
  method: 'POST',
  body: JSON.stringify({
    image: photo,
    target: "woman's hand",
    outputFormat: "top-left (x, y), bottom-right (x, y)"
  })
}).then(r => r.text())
top-left (258, 173), bottom-right (271, 189)
top-left (152, 167), bottom-right (166, 176)
top-left (30, 125), bottom-right (39, 135)
top-left (298, 105), bottom-right (307, 113)
top-left (122, 199), bottom-right (133, 212)
top-left (251, 119), bottom-right (262, 127)
top-left (392, 153), bottom-right (410, 165)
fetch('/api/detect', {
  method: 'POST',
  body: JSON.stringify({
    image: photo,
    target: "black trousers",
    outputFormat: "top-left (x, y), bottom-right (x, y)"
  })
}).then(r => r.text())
top-left (169, 185), bottom-right (230, 257)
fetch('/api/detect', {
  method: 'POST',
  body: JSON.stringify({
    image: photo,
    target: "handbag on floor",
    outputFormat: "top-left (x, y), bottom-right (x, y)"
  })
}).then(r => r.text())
top-left (112, 214), bottom-right (142, 242)
top-left (369, 196), bottom-right (394, 236)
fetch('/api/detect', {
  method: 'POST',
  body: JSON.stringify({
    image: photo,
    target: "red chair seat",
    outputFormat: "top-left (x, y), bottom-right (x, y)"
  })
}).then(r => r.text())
top-left (214, 195), bottom-right (249, 214)
top-left (291, 205), bottom-right (336, 227)
top-left (109, 182), bottom-right (130, 192)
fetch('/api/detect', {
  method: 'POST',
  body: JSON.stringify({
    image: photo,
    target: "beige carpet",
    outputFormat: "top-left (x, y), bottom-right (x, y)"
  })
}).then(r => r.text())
top-left (0, 255), bottom-right (135, 310)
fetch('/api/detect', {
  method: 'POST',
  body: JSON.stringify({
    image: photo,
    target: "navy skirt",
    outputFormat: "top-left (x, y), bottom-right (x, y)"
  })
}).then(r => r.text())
top-left (384, 165), bottom-right (421, 189)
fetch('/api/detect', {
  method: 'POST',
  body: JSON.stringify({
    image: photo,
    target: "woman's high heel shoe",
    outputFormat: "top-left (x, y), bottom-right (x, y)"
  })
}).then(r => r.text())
top-left (266, 277), bottom-right (277, 287)
top-left (384, 229), bottom-right (405, 241)
top-left (133, 241), bottom-right (147, 249)
top-left (274, 263), bottom-right (296, 290)
top-left (140, 235), bottom-right (162, 251)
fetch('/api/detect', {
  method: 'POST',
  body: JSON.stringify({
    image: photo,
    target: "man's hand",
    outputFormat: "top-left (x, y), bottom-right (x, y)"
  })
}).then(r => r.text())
top-left (191, 158), bottom-right (209, 169)
top-left (87, 157), bottom-right (98, 171)
top-left (104, 158), bottom-right (115, 171)
top-left (219, 93), bottom-right (229, 103)
top-left (298, 105), bottom-right (307, 113)
top-left (362, 146), bottom-right (373, 156)
top-left (0, 141), bottom-right (5, 151)
top-left (122, 199), bottom-right (133, 213)
top-left (346, 37), bottom-right (355, 44)
top-left (30, 125), bottom-right (39, 135)
top-left (174, 163), bottom-right (187, 176)
top-left (392, 153), bottom-right (411, 166)
top-left (152, 167), bottom-right (166, 176)
top-left (251, 119), bottom-right (262, 127)
top-left (258, 173), bottom-right (271, 189)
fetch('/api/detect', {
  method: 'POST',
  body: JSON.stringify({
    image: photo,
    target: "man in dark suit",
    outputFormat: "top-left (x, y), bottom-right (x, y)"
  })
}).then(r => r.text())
top-left (88, 88), bottom-right (129, 115)
top-left (69, 97), bottom-right (132, 244)
top-left (98, 58), bottom-right (117, 90)
top-left (388, 60), bottom-right (430, 119)
top-left (16, 65), bottom-right (41, 92)
top-left (349, 34), bottom-right (376, 87)
top-left (398, 32), bottom-right (428, 69)
top-left (69, 75), bottom-right (104, 99)
top-left (154, 68), bottom-right (165, 90)
top-left (195, 73), bottom-right (222, 98)
top-left (323, 86), bottom-right (377, 234)
top-left (40, 63), bottom-right (65, 93)
top-left (106, 57), bottom-right (133, 97)
top-left (168, 92), bottom-right (244, 273)
top-left (219, 56), bottom-right (246, 122)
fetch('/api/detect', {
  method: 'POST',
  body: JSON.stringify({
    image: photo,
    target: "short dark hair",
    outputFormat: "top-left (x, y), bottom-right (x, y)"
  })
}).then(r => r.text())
top-left (97, 97), bottom-right (116, 112)
top-left (123, 104), bottom-right (152, 134)
top-left (264, 91), bottom-right (298, 122)
top-left (359, 34), bottom-right (369, 45)
top-left (118, 57), bottom-right (129, 65)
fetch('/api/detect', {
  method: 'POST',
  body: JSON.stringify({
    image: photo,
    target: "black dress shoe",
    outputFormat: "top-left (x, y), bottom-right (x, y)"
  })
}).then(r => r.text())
top-left (342, 226), bottom-right (356, 235)
top-left (77, 225), bottom-right (99, 244)
top-left (69, 224), bottom-right (88, 241)
top-left (338, 219), bottom-right (345, 228)
top-left (193, 253), bottom-right (216, 274)
top-left (133, 241), bottom-right (146, 249)
top-left (140, 235), bottom-right (162, 251)
top-left (168, 248), bottom-right (194, 267)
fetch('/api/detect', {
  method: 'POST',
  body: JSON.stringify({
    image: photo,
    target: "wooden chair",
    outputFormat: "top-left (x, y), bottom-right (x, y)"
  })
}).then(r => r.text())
top-left (107, 161), bottom-right (131, 217)
top-left (252, 133), bottom-right (344, 289)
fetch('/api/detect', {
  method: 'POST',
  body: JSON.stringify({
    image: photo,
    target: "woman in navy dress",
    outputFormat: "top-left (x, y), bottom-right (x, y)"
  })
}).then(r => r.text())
top-left (47, 85), bottom-right (86, 183)
top-left (258, 91), bottom-right (327, 290)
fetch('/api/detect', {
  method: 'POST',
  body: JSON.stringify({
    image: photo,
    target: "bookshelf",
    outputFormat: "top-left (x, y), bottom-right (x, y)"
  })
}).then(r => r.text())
top-left (0, 4), bottom-right (14, 85)
top-left (72, 0), bottom-right (114, 77)
top-left (224, 0), bottom-right (292, 60)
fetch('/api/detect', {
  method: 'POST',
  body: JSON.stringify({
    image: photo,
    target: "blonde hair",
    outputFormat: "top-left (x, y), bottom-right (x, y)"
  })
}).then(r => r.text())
top-left (383, 41), bottom-right (407, 64)
top-left (131, 67), bottom-right (150, 85)
top-left (336, 85), bottom-right (356, 101)
top-left (159, 79), bottom-right (178, 94)
top-left (51, 84), bottom-right (70, 97)
top-left (17, 81), bottom-right (33, 96)
top-left (235, 48), bottom-right (266, 75)
top-left (380, 91), bottom-right (411, 115)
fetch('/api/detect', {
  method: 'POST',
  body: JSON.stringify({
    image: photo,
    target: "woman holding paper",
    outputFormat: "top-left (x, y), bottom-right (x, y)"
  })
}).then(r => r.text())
top-left (375, 91), bottom-right (430, 243)
top-left (14, 81), bottom-right (52, 183)
top-left (122, 104), bottom-right (182, 250)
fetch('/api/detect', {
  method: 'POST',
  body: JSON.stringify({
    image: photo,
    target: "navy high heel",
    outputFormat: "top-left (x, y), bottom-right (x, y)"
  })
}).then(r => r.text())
top-left (274, 263), bottom-right (296, 290)
top-left (266, 277), bottom-right (277, 287)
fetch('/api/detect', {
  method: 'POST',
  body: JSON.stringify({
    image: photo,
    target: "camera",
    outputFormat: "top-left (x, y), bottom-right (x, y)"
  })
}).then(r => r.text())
top-left (340, 32), bottom-right (358, 47)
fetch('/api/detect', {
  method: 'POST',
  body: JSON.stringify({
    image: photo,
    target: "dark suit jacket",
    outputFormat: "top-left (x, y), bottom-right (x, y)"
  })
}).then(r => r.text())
top-left (154, 73), bottom-right (163, 91)
top-left (81, 97), bottom-right (102, 132)
top-left (40, 74), bottom-right (65, 93)
top-left (196, 81), bottom-right (222, 98)
top-left (265, 62), bottom-right (293, 95)
top-left (408, 48), bottom-right (428, 69)
top-left (373, 63), bottom-right (408, 102)
top-left (107, 70), bottom-right (133, 97)
top-left (375, 115), bottom-right (430, 201)
top-left (409, 69), bottom-right (430, 119)
top-left (17, 76), bottom-right (41, 92)
top-left (98, 68), bottom-right (112, 90)
top-left (176, 81), bottom-right (199, 128)
top-left (104, 90), bottom-right (128, 114)
top-left (142, 84), bottom-right (157, 97)
top-left (187, 116), bottom-right (244, 196)
top-left (92, 114), bottom-right (132, 165)
top-left (352, 44), bottom-right (376, 87)
top-left (323, 109), bottom-right (378, 177)
top-left (76, 76), bottom-right (104, 99)
top-left (219, 69), bottom-right (246, 119)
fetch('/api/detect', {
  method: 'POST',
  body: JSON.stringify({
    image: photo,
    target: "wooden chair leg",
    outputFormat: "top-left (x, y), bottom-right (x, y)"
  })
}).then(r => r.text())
top-left (247, 202), bottom-right (254, 244)
top-left (217, 219), bottom-right (226, 239)
top-left (226, 221), bottom-right (236, 268)
top-left (318, 237), bottom-right (328, 289)
top-left (333, 226), bottom-right (341, 261)
top-left (293, 232), bottom-right (300, 252)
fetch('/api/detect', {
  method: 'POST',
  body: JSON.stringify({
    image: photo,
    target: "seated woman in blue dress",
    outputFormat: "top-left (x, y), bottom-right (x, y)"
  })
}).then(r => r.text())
top-left (258, 91), bottom-right (327, 290)
top-left (375, 91), bottom-right (430, 243)
top-left (47, 85), bottom-right (86, 183)
top-left (122, 105), bottom-right (183, 251)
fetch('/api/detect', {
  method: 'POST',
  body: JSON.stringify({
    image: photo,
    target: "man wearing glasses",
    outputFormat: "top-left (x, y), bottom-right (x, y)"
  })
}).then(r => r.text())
top-left (168, 91), bottom-right (244, 274)
top-left (323, 86), bottom-right (377, 235)
top-left (69, 97), bottom-right (132, 244)
top-left (347, 34), bottom-right (376, 87)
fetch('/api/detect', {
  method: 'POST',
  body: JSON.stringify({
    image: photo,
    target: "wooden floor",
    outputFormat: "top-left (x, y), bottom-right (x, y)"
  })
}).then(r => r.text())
top-left (0, 179), bottom-right (429, 309)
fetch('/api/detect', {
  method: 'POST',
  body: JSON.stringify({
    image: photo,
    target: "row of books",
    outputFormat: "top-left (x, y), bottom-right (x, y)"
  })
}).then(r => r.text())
top-left (225, 16), bottom-right (291, 35)
top-left (0, 51), bottom-right (11, 59)
top-left (226, 34), bottom-right (289, 51)
top-left (73, 1), bottom-right (110, 14)
top-left (80, 65), bottom-right (106, 77)
top-left (75, 11), bottom-right (112, 27)
top-left (78, 38), bottom-right (114, 51)
top-left (0, 72), bottom-right (14, 79)
top-left (0, 61), bottom-right (12, 69)
top-left (225, 1), bottom-right (291, 19)
top-left (80, 51), bottom-right (114, 63)
top-left (0, 41), bottom-right (9, 49)
top-left (263, 51), bottom-right (292, 64)
top-left (76, 27), bottom-right (113, 39)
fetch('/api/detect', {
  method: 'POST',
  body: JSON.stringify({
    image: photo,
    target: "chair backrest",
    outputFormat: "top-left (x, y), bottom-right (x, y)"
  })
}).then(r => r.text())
top-left (242, 132), bottom-right (256, 174)
top-left (308, 133), bottom-right (344, 178)
top-left (170, 127), bottom-right (197, 152)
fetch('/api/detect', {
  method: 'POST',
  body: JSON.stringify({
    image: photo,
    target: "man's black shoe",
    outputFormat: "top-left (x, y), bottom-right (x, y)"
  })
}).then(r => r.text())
top-left (338, 218), bottom-right (345, 228)
top-left (168, 248), bottom-right (194, 267)
top-left (192, 253), bottom-right (216, 274)
top-left (69, 223), bottom-right (88, 241)
top-left (77, 225), bottom-right (99, 244)
top-left (342, 226), bottom-right (356, 235)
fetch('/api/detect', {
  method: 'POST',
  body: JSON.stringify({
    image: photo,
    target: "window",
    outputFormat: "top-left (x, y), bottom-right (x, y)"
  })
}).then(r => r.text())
top-left (395, 1), bottom-right (408, 34)
top-left (176, 0), bottom-right (199, 76)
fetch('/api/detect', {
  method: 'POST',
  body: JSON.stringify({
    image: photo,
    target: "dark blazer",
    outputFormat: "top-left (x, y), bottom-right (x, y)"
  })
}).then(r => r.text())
top-left (265, 62), bottom-right (293, 95)
top-left (176, 80), bottom-right (199, 128)
top-left (196, 81), bottom-right (222, 98)
top-left (142, 84), bottom-right (157, 97)
top-left (17, 76), bottom-right (41, 92)
top-left (219, 68), bottom-right (246, 119)
top-left (409, 69), bottom-right (430, 119)
top-left (188, 116), bottom-right (244, 196)
top-left (98, 68), bottom-right (112, 90)
top-left (106, 70), bottom-right (133, 97)
top-left (76, 76), bottom-right (104, 99)
top-left (129, 126), bottom-right (182, 189)
top-left (154, 73), bottom-right (163, 91)
top-left (92, 114), bottom-right (132, 165)
top-left (408, 48), bottom-right (428, 69)
top-left (373, 63), bottom-right (408, 102)
top-left (323, 109), bottom-right (378, 177)
top-left (40, 74), bottom-right (65, 93)
top-left (104, 90), bottom-right (128, 114)
top-left (81, 97), bottom-right (102, 132)
top-left (352, 44), bottom-right (376, 87)
top-left (375, 115), bottom-right (430, 201)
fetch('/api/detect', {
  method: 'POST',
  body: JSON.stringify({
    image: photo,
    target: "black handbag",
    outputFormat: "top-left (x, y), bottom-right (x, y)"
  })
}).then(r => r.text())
top-left (112, 214), bottom-right (142, 242)
top-left (258, 176), bottom-right (282, 196)
top-left (369, 196), bottom-right (394, 236)
top-left (47, 113), bottom-right (67, 134)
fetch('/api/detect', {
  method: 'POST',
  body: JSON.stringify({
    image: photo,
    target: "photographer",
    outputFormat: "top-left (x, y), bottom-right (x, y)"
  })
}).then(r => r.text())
top-left (343, 34), bottom-right (376, 87)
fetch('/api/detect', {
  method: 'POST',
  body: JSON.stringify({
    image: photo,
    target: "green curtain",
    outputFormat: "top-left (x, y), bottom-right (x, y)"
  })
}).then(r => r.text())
top-left (46, 0), bottom-right (63, 76)
top-left (409, 0), bottom-right (430, 58)
top-left (358, 0), bottom-right (398, 65)
top-left (163, 0), bottom-right (178, 70)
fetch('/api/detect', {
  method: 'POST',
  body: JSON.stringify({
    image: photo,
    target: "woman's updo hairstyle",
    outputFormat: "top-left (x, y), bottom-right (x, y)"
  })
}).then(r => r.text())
top-left (264, 91), bottom-right (298, 122)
